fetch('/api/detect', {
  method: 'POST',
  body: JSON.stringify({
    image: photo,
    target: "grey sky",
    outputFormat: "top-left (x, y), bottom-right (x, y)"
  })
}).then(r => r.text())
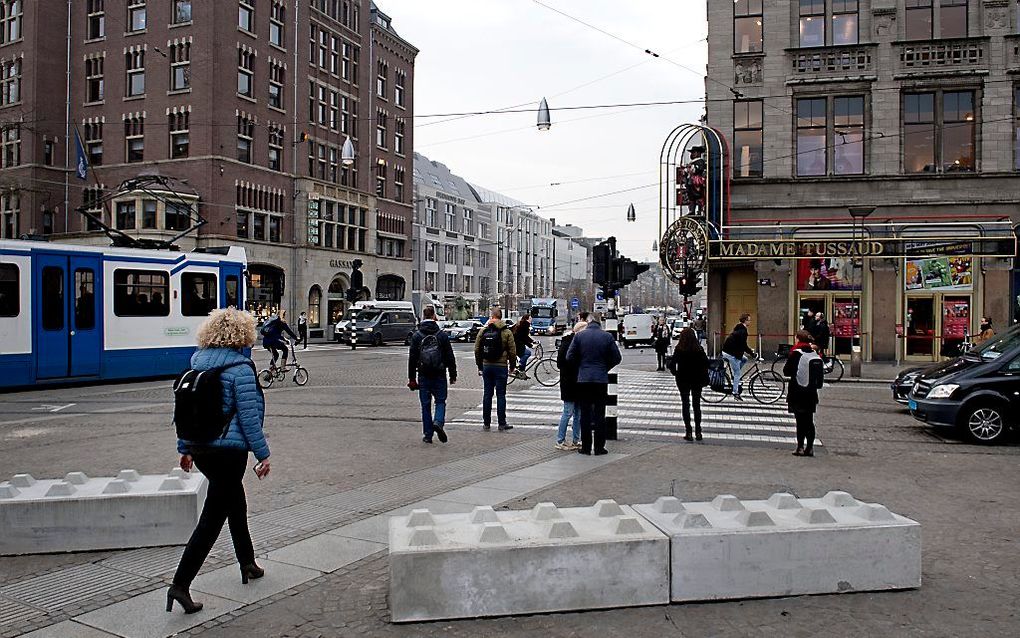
top-left (383, 0), bottom-right (708, 261)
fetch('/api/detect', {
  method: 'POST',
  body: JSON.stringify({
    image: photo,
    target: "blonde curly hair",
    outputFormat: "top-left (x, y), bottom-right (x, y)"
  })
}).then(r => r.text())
top-left (196, 308), bottom-right (257, 349)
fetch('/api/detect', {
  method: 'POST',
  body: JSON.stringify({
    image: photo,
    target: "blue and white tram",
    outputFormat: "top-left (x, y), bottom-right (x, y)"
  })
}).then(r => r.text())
top-left (0, 239), bottom-right (247, 388)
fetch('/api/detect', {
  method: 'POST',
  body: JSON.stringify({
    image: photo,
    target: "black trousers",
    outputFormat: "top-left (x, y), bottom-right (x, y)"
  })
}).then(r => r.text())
top-left (656, 351), bottom-right (667, 370)
top-left (298, 326), bottom-right (308, 347)
top-left (173, 449), bottom-right (254, 587)
top-left (795, 412), bottom-right (816, 450)
top-left (577, 382), bottom-right (608, 454)
top-left (675, 381), bottom-right (702, 433)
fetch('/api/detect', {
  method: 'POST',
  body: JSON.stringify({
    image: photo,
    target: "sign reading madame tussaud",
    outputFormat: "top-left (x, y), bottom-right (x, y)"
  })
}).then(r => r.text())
top-left (709, 237), bottom-right (1016, 260)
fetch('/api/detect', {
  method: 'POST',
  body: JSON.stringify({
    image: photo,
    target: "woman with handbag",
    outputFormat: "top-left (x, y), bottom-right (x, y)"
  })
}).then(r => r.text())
top-left (671, 327), bottom-right (709, 441)
top-left (168, 308), bottom-right (272, 614)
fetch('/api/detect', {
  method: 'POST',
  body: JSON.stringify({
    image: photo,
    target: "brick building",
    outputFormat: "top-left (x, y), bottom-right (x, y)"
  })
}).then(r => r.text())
top-left (0, 0), bottom-right (416, 341)
top-left (705, 0), bottom-right (1020, 362)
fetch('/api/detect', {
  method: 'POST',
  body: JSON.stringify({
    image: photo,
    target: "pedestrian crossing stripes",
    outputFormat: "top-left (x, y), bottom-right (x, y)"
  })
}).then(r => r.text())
top-left (447, 369), bottom-right (821, 448)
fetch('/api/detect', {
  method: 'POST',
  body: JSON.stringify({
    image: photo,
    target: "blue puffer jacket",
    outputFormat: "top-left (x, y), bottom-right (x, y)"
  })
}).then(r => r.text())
top-left (176, 347), bottom-right (270, 461)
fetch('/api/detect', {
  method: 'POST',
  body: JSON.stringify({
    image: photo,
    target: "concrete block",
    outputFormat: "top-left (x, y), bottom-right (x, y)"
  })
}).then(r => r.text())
top-left (0, 469), bottom-right (208, 555)
top-left (389, 501), bottom-right (669, 622)
top-left (633, 491), bottom-right (921, 602)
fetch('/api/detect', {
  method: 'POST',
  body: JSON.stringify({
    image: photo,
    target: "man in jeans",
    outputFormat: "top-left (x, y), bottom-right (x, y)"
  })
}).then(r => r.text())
top-left (408, 306), bottom-right (457, 444)
top-left (721, 312), bottom-right (756, 399)
top-left (567, 317), bottom-right (622, 455)
top-left (474, 307), bottom-right (516, 431)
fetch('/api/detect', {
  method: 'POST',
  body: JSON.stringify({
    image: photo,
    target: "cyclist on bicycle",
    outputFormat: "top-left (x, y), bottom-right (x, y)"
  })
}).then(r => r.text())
top-left (721, 313), bottom-right (756, 400)
top-left (810, 312), bottom-right (831, 360)
top-left (261, 310), bottom-right (298, 369)
top-left (512, 315), bottom-right (536, 380)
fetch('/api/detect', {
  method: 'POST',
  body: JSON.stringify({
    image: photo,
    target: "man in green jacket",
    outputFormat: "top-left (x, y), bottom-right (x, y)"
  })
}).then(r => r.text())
top-left (474, 307), bottom-right (517, 431)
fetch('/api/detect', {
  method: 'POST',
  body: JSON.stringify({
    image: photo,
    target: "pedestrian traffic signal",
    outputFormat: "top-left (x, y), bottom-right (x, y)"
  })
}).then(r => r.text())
top-left (678, 272), bottom-right (702, 297)
top-left (592, 238), bottom-right (615, 287)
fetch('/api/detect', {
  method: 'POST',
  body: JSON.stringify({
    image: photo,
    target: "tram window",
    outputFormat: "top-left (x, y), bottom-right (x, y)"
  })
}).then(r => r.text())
top-left (0, 263), bottom-right (18, 317)
top-left (225, 275), bottom-right (239, 308)
top-left (113, 269), bottom-right (170, 317)
top-left (181, 272), bottom-right (217, 317)
top-left (42, 266), bottom-right (64, 330)
top-left (74, 269), bottom-right (96, 330)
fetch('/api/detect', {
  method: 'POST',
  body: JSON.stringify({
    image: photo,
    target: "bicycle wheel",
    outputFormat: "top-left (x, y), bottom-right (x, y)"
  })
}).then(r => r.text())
top-left (534, 358), bottom-right (560, 387)
top-left (749, 370), bottom-right (785, 404)
top-left (257, 368), bottom-right (275, 389)
top-left (293, 366), bottom-right (309, 386)
top-left (825, 357), bottom-right (845, 382)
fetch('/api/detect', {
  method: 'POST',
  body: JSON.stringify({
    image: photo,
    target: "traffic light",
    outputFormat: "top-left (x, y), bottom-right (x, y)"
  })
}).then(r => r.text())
top-left (592, 238), bottom-right (615, 286)
top-left (678, 271), bottom-right (702, 297)
top-left (615, 257), bottom-right (650, 287)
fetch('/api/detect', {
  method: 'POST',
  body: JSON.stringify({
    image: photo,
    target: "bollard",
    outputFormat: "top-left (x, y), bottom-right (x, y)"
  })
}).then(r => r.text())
top-left (606, 368), bottom-right (618, 440)
top-left (850, 345), bottom-right (862, 378)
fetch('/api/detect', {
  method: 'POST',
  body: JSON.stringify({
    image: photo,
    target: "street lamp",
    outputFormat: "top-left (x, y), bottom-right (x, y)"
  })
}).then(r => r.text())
top-left (341, 136), bottom-right (355, 166)
top-left (537, 97), bottom-right (551, 131)
top-left (848, 206), bottom-right (875, 377)
top-left (627, 203), bottom-right (636, 222)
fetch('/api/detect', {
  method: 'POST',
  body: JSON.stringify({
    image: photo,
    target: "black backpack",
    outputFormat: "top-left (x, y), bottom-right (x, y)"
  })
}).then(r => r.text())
top-left (172, 362), bottom-right (254, 442)
top-left (480, 325), bottom-right (505, 362)
top-left (418, 333), bottom-right (445, 375)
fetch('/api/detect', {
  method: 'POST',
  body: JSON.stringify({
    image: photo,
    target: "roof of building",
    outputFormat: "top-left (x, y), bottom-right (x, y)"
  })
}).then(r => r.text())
top-left (413, 152), bottom-right (479, 202)
top-left (467, 183), bottom-right (529, 209)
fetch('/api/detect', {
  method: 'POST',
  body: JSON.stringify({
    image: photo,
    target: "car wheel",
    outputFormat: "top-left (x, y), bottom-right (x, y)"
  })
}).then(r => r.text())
top-left (960, 403), bottom-right (1009, 445)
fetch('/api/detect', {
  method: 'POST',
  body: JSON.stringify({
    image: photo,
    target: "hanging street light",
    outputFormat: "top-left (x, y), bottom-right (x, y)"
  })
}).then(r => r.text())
top-left (626, 203), bottom-right (636, 222)
top-left (341, 136), bottom-right (356, 166)
top-left (652, 239), bottom-right (658, 252)
top-left (537, 97), bottom-right (551, 131)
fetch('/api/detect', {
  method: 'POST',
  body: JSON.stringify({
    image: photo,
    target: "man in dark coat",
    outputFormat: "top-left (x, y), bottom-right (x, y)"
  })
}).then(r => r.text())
top-left (555, 321), bottom-right (586, 450)
top-left (810, 312), bottom-right (831, 358)
top-left (566, 318), bottom-right (622, 455)
top-left (721, 313), bottom-right (755, 399)
top-left (408, 306), bottom-right (457, 444)
top-left (653, 318), bottom-right (671, 371)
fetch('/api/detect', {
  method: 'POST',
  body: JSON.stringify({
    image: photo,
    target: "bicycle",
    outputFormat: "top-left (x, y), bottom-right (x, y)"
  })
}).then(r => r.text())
top-left (507, 349), bottom-right (559, 387)
top-left (257, 347), bottom-right (309, 389)
top-left (704, 355), bottom-right (786, 404)
top-left (771, 347), bottom-right (844, 382)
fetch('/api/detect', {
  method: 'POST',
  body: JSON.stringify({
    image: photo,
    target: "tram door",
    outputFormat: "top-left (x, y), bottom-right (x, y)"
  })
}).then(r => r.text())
top-left (34, 253), bottom-right (102, 379)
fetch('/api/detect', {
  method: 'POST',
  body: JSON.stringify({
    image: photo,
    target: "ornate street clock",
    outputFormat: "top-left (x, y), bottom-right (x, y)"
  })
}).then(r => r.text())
top-left (659, 216), bottom-right (709, 284)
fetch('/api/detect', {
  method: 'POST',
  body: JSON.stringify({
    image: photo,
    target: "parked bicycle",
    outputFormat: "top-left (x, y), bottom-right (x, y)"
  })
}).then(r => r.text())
top-left (771, 344), bottom-right (844, 382)
top-left (257, 347), bottom-right (309, 389)
top-left (704, 355), bottom-right (786, 404)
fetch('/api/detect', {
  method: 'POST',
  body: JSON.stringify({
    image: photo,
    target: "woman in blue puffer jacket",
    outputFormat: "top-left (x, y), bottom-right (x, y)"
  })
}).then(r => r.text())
top-left (168, 308), bottom-right (272, 615)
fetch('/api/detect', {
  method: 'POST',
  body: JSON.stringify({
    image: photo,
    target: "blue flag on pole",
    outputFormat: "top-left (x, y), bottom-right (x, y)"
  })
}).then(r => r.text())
top-left (73, 128), bottom-right (89, 180)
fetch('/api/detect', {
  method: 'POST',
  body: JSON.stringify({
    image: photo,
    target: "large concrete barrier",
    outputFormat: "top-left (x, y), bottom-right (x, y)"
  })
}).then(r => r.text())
top-left (389, 500), bottom-right (669, 622)
top-left (0, 469), bottom-right (207, 555)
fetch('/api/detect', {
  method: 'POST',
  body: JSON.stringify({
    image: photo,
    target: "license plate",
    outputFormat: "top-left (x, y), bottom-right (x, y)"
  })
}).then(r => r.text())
top-left (908, 399), bottom-right (917, 411)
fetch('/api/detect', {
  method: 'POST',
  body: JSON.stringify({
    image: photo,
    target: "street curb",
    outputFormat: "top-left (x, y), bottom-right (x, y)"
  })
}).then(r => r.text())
top-left (836, 378), bottom-right (894, 384)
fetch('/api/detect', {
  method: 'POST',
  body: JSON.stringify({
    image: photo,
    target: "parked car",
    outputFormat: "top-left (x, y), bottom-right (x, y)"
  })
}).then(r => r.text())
top-left (908, 325), bottom-right (1020, 444)
top-left (670, 317), bottom-right (689, 339)
top-left (622, 313), bottom-right (656, 348)
top-left (352, 309), bottom-right (417, 346)
top-left (443, 320), bottom-right (483, 343)
top-left (891, 365), bottom-right (933, 404)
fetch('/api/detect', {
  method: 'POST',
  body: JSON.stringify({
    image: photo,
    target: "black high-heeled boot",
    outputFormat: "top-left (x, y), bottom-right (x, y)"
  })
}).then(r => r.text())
top-left (683, 426), bottom-right (694, 442)
top-left (695, 426), bottom-right (703, 442)
top-left (166, 585), bottom-right (203, 614)
top-left (240, 563), bottom-right (265, 584)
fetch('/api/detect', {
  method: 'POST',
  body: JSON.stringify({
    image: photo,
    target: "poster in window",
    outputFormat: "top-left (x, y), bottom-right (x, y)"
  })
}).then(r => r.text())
top-left (831, 301), bottom-right (858, 338)
top-left (904, 256), bottom-right (972, 291)
top-left (942, 300), bottom-right (970, 339)
top-left (798, 258), bottom-right (862, 291)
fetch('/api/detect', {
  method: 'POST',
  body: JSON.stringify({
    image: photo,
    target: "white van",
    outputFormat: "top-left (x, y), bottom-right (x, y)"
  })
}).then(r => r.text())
top-left (335, 301), bottom-right (416, 342)
top-left (622, 313), bottom-right (656, 348)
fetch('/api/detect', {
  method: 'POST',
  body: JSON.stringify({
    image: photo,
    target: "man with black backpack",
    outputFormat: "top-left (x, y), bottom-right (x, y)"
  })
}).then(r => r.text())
top-left (408, 306), bottom-right (457, 444)
top-left (474, 307), bottom-right (517, 431)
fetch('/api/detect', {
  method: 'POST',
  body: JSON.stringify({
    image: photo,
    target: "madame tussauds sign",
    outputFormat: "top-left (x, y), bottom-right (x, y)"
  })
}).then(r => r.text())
top-left (714, 240), bottom-right (885, 259)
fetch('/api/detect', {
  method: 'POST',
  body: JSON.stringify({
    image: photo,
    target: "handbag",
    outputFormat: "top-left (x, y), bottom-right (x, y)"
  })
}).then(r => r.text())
top-left (708, 358), bottom-right (729, 392)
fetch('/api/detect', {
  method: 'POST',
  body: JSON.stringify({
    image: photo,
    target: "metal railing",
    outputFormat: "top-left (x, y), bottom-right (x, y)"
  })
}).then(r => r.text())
top-left (897, 38), bottom-right (986, 70)
top-left (790, 45), bottom-right (874, 75)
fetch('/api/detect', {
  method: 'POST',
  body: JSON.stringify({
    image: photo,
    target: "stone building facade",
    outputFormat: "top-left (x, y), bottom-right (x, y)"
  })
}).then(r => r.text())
top-left (705, 0), bottom-right (1020, 362)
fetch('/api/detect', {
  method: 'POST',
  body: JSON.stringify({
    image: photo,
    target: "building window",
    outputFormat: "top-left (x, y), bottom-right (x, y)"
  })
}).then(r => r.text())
top-left (376, 109), bottom-right (387, 148)
top-left (124, 114), bottom-right (144, 162)
top-left (87, 0), bottom-right (105, 40)
top-left (268, 125), bottom-right (283, 171)
top-left (425, 271), bottom-right (436, 292)
top-left (141, 199), bottom-right (156, 228)
top-left (330, 34), bottom-right (340, 75)
top-left (906, 0), bottom-right (933, 40)
top-left (940, 0), bottom-right (967, 38)
top-left (253, 213), bottom-right (266, 241)
top-left (734, 0), bottom-right (763, 54)
top-left (169, 110), bottom-right (189, 158)
top-left (341, 41), bottom-right (358, 82)
top-left (116, 201), bottom-right (136, 230)
top-left (424, 198), bottom-right (437, 227)
top-left (308, 286), bottom-right (321, 328)
top-left (395, 120), bottom-right (405, 154)
top-left (0, 1), bottom-right (19, 44)
top-left (733, 100), bottom-right (763, 177)
top-left (375, 162), bottom-right (386, 198)
top-left (425, 241), bottom-right (436, 262)
top-left (463, 208), bottom-right (475, 236)
top-left (376, 60), bottom-right (388, 97)
top-left (269, 60), bottom-right (285, 109)
top-left (237, 113), bottom-right (255, 163)
top-left (84, 56), bottom-right (103, 103)
top-left (1, 57), bottom-right (20, 106)
top-left (237, 47), bottom-right (254, 98)
top-left (170, 40), bottom-right (190, 91)
top-left (799, 0), bottom-right (824, 47)
top-left (1, 122), bottom-right (19, 167)
top-left (166, 201), bottom-right (191, 231)
top-left (236, 209), bottom-right (249, 238)
top-left (127, 0), bottom-right (146, 32)
top-left (395, 70), bottom-right (405, 107)
top-left (444, 203), bottom-right (456, 232)
top-left (445, 273), bottom-right (456, 292)
top-left (832, 0), bottom-right (859, 45)
top-left (329, 89), bottom-right (339, 130)
top-left (796, 97), bottom-right (827, 176)
top-left (0, 191), bottom-right (18, 239)
top-left (394, 166), bottom-right (405, 202)
top-left (173, 0), bottom-right (191, 24)
top-left (903, 90), bottom-right (975, 173)
top-left (238, 0), bottom-right (254, 32)
top-left (83, 186), bottom-right (105, 230)
top-left (84, 121), bottom-right (103, 165)
top-left (270, 2), bottom-right (285, 47)
top-left (125, 49), bottom-right (145, 97)
top-left (834, 96), bottom-right (865, 174)
top-left (318, 28), bottom-right (328, 69)
top-left (44, 140), bottom-right (54, 165)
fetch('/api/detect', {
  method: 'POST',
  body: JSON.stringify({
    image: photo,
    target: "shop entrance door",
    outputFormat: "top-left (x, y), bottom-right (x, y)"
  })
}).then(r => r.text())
top-left (905, 298), bottom-right (936, 359)
top-left (904, 295), bottom-right (972, 361)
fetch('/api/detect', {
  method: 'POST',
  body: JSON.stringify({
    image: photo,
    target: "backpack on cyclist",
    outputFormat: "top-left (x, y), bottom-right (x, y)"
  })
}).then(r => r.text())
top-left (418, 333), bottom-right (445, 375)
top-left (708, 358), bottom-right (728, 393)
top-left (480, 325), bottom-right (506, 362)
top-left (259, 317), bottom-right (277, 337)
top-left (172, 362), bottom-right (254, 442)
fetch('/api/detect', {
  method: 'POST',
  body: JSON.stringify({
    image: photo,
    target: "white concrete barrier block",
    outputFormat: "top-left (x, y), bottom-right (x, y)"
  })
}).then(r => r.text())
top-left (389, 502), bottom-right (669, 622)
top-left (0, 471), bottom-right (207, 555)
top-left (407, 509), bottom-right (435, 527)
top-left (633, 492), bottom-right (921, 603)
top-left (653, 496), bottom-right (684, 514)
top-left (117, 469), bottom-right (141, 482)
top-left (470, 506), bottom-right (499, 524)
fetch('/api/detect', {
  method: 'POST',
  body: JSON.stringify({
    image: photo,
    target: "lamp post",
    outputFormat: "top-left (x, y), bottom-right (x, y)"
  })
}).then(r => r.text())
top-left (848, 206), bottom-right (875, 377)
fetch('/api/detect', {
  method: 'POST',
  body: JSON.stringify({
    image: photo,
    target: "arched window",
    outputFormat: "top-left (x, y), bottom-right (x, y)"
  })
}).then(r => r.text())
top-left (308, 285), bottom-right (322, 328)
top-left (376, 275), bottom-right (405, 301)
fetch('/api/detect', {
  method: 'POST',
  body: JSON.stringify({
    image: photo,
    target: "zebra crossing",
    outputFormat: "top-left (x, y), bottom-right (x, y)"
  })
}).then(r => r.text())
top-left (447, 369), bottom-right (820, 448)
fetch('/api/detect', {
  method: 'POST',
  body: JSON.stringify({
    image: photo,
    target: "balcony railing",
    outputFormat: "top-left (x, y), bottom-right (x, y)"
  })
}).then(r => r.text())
top-left (789, 45), bottom-right (874, 76)
top-left (897, 38), bottom-right (987, 71)
top-left (376, 212), bottom-right (405, 235)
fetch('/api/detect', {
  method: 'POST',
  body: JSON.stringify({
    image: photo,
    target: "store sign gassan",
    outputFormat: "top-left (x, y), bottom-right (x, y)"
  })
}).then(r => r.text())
top-left (329, 259), bottom-right (354, 269)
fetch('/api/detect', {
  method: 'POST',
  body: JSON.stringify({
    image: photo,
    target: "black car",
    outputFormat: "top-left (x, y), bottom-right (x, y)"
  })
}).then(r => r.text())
top-left (891, 365), bottom-right (933, 404)
top-left (443, 320), bottom-right (483, 343)
top-left (908, 325), bottom-right (1020, 445)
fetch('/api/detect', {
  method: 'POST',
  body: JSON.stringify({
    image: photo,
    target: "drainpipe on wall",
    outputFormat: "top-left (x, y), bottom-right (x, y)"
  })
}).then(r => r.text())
top-left (63, 0), bottom-right (72, 232)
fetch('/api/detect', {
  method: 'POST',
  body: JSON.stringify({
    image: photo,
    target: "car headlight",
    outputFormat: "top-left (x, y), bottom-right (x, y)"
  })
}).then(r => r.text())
top-left (926, 384), bottom-right (959, 399)
top-left (365, 327), bottom-right (373, 332)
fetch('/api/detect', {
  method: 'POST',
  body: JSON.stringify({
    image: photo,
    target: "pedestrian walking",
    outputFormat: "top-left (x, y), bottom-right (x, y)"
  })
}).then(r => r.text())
top-left (260, 310), bottom-right (298, 368)
top-left (784, 330), bottom-right (823, 457)
top-left (407, 306), bottom-right (457, 444)
top-left (567, 317), bottom-right (622, 456)
top-left (554, 320), bottom-right (587, 450)
top-left (474, 307), bottom-right (516, 431)
top-left (168, 309), bottom-right (271, 614)
top-left (654, 318), bottom-right (671, 371)
top-left (671, 327), bottom-right (709, 441)
top-left (692, 314), bottom-right (707, 348)
top-left (721, 313), bottom-right (756, 399)
top-left (512, 314), bottom-right (535, 379)
top-left (296, 311), bottom-right (308, 349)
top-left (617, 321), bottom-right (625, 344)
top-left (811, 312), bottom-right (830, 359)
